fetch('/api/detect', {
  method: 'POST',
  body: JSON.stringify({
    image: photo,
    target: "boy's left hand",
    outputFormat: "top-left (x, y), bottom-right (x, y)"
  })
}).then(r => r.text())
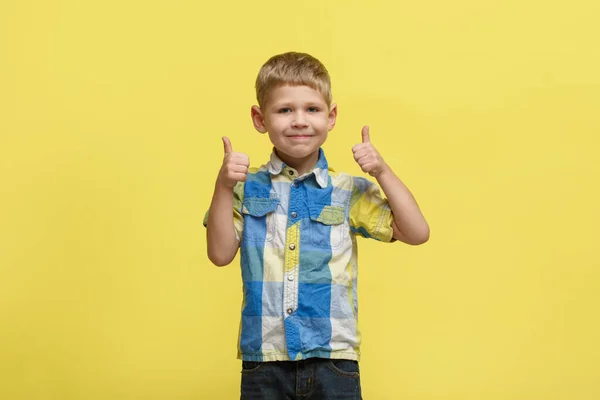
top-left (352, 126), bottom-right (388, 178)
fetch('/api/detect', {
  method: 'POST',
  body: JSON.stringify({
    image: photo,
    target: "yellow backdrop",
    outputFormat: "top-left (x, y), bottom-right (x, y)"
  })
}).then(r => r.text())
top-left (1, 1), bottom-right (599, 399)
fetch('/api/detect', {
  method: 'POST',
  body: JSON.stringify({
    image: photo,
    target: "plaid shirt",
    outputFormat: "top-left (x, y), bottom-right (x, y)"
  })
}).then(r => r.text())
top-left (210, 148), bottom-right (394, 362)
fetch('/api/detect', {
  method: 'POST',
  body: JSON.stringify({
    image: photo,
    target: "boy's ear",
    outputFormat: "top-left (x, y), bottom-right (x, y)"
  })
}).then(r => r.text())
top-left (251, 106), bottom-right (267, 133)
top-left (327, 103), bottom-right (338, 131)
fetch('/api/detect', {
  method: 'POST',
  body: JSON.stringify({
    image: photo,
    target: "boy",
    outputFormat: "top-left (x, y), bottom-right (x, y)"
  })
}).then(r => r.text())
top-left (205, 52), bottom-right (429, 399)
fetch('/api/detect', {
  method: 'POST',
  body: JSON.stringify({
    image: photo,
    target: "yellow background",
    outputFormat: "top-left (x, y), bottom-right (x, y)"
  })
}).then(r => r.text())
top-left (1, 0), bottom-right (599, 399)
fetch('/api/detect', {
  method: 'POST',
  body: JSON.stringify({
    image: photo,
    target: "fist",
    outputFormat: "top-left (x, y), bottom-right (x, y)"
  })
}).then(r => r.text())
top-left (218, 136), bottom-right (250, 189)
top-left (352, 126), bottom-right (387, 177)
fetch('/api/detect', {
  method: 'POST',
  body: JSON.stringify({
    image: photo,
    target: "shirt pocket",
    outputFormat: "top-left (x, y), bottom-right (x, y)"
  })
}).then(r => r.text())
top-left (241, 197), bottom-right (280, 242)
top-left (308, 204), bottom-right (348, 250)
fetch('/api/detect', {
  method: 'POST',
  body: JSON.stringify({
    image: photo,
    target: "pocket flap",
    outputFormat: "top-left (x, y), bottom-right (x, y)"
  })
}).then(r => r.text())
top-left (309, 205), bottom-right (345, 225)
top-left (242, 197), bottom-right (280, 217)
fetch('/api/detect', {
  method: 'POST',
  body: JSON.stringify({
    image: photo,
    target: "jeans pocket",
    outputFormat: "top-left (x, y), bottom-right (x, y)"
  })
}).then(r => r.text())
top-left (327, 359), bottom-right (360, 377)
top-left (241, 361), bottom-right (264, 373)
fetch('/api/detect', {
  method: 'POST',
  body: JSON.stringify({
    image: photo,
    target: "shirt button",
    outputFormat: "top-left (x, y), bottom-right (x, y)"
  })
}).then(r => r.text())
top-left (288, 170), bottom-right (294, 176)
top-left (291, 212), bottom-right (297, 218)
top-left (289, 243), bottom-right (296, 250)
top-left (286, 308), bottom-right (293, 315)
top-left (287, 275), bottom-right (295, 281)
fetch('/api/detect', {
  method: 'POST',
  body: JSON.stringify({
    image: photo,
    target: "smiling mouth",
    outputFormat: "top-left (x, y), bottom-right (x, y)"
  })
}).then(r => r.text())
top-left (288, 135), bottom-right (313, 139)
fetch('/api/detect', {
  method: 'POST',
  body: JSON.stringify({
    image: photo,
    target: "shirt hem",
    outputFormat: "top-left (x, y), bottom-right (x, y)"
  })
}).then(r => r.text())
top-left (239, 351), bottom-right (360, 362)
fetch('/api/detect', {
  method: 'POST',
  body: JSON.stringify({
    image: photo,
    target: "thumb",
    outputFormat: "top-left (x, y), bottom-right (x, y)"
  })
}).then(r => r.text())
top-left (361, 126), bottom-right (370, 143)
top-left (222, 136), bottom-right (233, 154)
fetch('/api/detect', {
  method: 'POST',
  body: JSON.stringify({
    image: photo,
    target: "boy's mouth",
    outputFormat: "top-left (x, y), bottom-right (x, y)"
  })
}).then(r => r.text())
top-left (287, 135), bottom-right (313, 139)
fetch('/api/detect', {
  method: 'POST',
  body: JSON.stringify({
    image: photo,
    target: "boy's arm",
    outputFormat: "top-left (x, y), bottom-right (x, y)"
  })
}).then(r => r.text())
top-left (352, 126), bottom-right (430, 245)
top-left (206, 137), bottom-right (249, 266)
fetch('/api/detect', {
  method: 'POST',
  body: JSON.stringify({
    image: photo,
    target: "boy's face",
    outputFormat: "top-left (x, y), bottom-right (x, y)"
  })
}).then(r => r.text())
top-left (252, 85), bottom-right (337, 170)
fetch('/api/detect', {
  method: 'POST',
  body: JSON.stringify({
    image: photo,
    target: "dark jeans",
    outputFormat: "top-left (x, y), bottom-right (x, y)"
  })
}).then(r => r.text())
top-left (240, 358), bottom-right (362, 400)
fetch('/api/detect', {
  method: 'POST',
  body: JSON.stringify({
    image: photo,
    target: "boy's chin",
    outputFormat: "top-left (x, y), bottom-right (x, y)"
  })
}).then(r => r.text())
top-left (275, 147), bottom-right (320, 160)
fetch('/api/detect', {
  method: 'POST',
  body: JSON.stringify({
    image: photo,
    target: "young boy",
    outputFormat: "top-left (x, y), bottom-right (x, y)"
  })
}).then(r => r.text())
top-left (205, 52), bottom-right (429, 399)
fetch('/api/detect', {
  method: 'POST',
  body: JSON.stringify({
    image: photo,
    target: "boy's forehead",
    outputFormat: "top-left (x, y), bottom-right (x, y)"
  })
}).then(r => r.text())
top-left (265, 84), bottom-right (328, 105)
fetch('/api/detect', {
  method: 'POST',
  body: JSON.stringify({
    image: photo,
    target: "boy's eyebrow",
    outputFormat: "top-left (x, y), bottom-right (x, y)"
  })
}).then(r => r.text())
top-left (270, 100), bottom-right (326, 108)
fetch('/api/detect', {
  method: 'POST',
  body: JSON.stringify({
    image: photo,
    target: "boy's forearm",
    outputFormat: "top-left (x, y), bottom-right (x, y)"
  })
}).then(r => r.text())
top-left (206, 183), bottom-right (240, 266)
top-left (375, 165), bottom-right (430, 245)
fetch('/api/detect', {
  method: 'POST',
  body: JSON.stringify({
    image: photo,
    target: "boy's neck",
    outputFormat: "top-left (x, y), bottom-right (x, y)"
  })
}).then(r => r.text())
top-left (275, 149), bottom-right (320, 176)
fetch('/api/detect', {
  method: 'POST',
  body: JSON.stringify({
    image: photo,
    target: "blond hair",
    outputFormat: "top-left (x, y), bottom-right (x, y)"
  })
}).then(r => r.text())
top-left (255, 52), bottom-right (332, 108)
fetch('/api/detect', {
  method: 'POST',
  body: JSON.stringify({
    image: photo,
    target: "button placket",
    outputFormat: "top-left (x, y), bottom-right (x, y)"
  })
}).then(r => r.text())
top-left (284, 266), bottom-right (298, 317)
top-left (283, 217), bottom-right (299, 318)
top-left (283, 178), bottom-right (302, 319)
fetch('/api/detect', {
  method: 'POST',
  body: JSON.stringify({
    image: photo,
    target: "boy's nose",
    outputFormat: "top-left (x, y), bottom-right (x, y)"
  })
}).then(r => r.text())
top-left (291, 112), bottom-right (308, 128)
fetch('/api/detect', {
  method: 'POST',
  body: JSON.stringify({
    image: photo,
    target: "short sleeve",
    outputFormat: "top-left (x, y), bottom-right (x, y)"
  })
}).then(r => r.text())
top-left (349, 177), bottom-right (394, 242)
top-left (203, 182), bottom-right (245, 241)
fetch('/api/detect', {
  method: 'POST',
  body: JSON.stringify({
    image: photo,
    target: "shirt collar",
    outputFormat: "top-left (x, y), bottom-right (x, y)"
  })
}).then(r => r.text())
top-left (267, 148), bottom-right (330, 188)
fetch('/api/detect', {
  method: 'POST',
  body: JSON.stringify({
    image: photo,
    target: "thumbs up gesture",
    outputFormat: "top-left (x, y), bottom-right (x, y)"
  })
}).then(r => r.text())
top-left (352, 126), bottom-right (388, 178)
top-left (218, 136), bottom-right (250, 189)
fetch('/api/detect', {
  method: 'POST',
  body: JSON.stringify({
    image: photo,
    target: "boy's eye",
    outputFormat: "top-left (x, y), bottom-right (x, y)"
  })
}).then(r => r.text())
top-left (278, 108), bottom-right (291, 113)
top-left (307, 107), bottom-right (320, 112)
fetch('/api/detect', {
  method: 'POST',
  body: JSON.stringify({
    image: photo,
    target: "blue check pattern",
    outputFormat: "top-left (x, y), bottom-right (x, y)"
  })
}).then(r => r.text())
top-left (212, 148), bottom-right (394, 362)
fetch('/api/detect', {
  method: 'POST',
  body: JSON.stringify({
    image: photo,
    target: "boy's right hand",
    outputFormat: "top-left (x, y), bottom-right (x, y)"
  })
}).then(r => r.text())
top-left (217, 136), bottom-right (250, 189)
